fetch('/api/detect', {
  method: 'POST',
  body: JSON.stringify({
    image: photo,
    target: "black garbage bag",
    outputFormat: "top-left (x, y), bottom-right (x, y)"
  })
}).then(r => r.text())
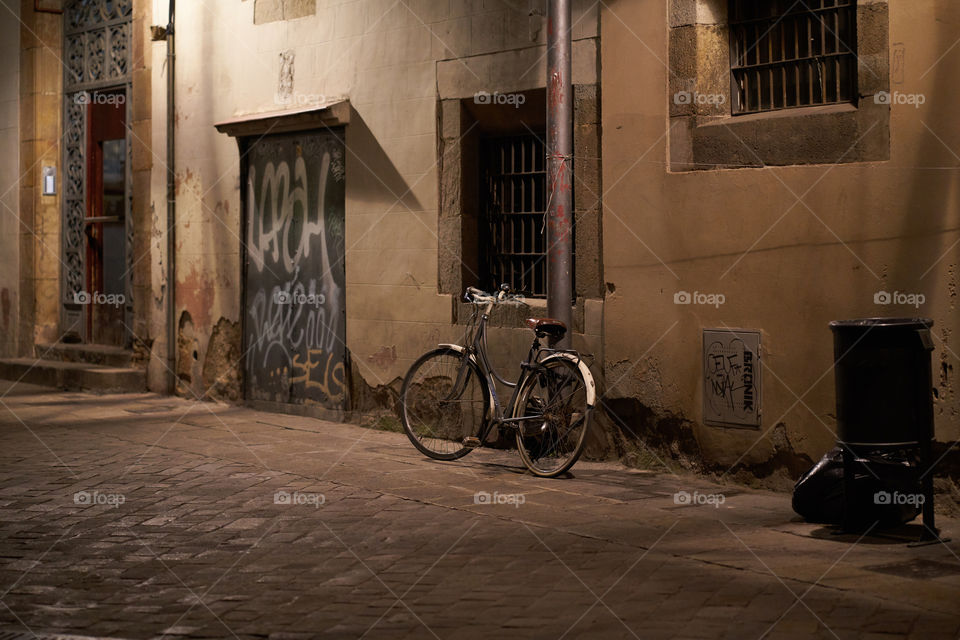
top-left (792, 446), bottom-right (921, 527)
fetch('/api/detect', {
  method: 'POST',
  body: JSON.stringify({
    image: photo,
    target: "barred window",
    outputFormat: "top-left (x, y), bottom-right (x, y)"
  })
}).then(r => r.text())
top-left (480, 134), bottom-right (548, 298)
top-left (729, 0), bottom-right (857, 114)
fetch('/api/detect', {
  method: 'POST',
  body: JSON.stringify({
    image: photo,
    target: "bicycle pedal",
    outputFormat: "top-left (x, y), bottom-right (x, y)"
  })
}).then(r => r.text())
top-left (463, 436), bottom-right (482, 448)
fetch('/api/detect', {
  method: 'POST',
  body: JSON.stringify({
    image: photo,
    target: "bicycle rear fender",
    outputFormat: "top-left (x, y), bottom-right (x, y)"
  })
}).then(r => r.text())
top-left (541, 353), bottom-right (597, 408)
top-left (438, 343), bottom-right (497, 416)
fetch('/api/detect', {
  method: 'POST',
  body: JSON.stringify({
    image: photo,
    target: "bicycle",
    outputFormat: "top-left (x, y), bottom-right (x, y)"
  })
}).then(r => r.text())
top-left (400, 285), bottom-right (596, 477)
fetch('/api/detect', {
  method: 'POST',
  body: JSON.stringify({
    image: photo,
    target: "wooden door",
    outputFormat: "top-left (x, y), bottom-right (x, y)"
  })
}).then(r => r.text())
top-left (84, 89), bottom-right (127, 345)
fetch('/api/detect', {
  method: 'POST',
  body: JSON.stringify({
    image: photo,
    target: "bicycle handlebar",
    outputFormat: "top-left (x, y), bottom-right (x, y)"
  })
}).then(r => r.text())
top-left (464, 285), bottom-right (527, 307)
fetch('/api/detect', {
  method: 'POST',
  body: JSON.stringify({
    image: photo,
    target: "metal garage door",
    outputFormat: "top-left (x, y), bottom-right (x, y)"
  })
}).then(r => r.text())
top-left (243, 130), bottom-right (347, 414)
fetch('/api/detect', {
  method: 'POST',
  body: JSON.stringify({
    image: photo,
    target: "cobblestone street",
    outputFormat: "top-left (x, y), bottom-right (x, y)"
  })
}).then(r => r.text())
top-left (1, 382), bottom-right (959, 640)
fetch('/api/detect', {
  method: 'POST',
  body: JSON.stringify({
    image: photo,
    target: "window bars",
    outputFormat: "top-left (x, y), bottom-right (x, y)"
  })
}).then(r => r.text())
top-left (729, 0), bottom-right (857, 114)
top-left (481, 134), bottom-right (548, 298)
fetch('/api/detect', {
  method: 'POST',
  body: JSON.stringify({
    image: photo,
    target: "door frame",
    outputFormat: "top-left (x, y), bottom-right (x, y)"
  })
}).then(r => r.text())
top-left (238, 129), bottom-right (351, 421)
top-left (60, 1), bottom-right (134, 346)
top-left (216, 102), bottom-right (353, 421)
top-left (61, 84), bottom-right (133, 345)
top-left (238, 127), bottom-right (352, 421)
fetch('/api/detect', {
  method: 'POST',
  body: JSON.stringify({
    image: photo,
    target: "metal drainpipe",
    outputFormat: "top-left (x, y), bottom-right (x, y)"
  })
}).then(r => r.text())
top-left (546, 0), bottom-right (573, 348)
top-left (166, 0), bottom-right (177, 394)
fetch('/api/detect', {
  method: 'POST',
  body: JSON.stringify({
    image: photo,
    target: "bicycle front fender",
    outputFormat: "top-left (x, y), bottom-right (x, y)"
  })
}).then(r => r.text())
top-left (539, 352), bottom-right (597, 408)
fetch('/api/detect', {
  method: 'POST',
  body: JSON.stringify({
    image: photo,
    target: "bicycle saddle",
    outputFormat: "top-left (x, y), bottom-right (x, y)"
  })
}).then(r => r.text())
top-left (525, 317), bottom-right (567, 339)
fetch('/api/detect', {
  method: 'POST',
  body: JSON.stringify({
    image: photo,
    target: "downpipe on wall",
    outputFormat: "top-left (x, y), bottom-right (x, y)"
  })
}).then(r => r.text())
top-left (546, 0), bottom-right (573, 348)
top-left (166, 0), bottom-right (177, 394)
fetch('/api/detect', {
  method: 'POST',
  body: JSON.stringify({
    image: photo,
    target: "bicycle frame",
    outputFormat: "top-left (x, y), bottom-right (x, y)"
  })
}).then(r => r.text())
top-left (439, 301), bottom-right (591, 443)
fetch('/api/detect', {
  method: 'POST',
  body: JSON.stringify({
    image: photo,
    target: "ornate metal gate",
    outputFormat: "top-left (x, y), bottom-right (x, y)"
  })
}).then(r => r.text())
top-left (61, 0), bottom-right (133, 342)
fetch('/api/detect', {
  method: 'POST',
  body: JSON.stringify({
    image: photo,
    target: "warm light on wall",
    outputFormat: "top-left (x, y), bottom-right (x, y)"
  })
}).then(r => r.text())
top-left (153, 0), bottom-right (168, 23)
top-left (150, 0), bottom-right (169, 40)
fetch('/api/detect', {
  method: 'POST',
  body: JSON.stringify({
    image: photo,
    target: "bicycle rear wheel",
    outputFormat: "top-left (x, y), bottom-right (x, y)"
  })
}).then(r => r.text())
top-left (401, 347), bottom-right (489, 460)
top-left (514, 358), bottom-right (591, 477)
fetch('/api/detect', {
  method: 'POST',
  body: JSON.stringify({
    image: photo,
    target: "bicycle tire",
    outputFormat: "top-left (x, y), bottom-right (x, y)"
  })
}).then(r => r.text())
top-left (513, 357), bottom-right (591, 477)
top-left (400, 347), bottom-right (490, 460)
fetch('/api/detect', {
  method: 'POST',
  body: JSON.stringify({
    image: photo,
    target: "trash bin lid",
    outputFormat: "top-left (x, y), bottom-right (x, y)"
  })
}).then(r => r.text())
top-left (830, 317), bottom-right (934, 350)
top-left (829, 317), bottom-right (933, 331)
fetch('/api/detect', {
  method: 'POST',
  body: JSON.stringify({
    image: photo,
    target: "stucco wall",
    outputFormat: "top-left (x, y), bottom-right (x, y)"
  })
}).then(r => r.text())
top-left (154, 1), bottom-right (601, 402)
top-left (601, 0), bottom-right (960, 476)
top-left (0, 4), bottom-right (20, 357)
top-left (17, 5), bottom-right (62, 353)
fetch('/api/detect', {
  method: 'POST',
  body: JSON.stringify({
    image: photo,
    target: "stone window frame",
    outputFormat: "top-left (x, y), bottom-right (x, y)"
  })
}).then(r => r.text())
top-left (437, 84), bottom-right (603, 332)
top-left (668, 0), bottom-right (889, 171)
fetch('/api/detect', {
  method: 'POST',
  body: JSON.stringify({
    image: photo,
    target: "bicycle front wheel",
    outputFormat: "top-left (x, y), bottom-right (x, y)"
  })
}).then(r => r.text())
top-left (514, 358), bottom-right (591, 477)
top-left (401, 347), bottom-right (489, 460)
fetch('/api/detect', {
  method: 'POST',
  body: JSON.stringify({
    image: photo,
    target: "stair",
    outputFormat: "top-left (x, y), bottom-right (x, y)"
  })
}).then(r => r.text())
top-left (0, 343), bottom-right (146, 393)
top-left (35, 342), bottom-right (136, 367)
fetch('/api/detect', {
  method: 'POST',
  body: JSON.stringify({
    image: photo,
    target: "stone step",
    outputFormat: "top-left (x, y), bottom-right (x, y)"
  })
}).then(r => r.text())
top-left (0, 632), bottom-right (130, 640)
top-left (0, 358), bottom-right (146, 393)
top-left (35, 342), bottom-right (135, 368)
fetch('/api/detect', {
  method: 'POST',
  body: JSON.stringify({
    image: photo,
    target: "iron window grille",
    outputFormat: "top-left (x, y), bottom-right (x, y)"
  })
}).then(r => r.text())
top-left (729, 0), bottom-right (857, 114)
top-left (481, 134), bottom-right (548, 298)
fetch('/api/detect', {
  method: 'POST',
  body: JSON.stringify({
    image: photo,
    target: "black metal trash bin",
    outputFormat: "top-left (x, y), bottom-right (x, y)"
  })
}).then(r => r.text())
top-left (829, 318), bottom-right (937, 538)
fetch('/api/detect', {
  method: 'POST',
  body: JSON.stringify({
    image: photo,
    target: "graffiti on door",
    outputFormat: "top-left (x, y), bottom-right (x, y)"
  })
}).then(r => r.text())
top-left (244, 131), bottom-right (346, 409)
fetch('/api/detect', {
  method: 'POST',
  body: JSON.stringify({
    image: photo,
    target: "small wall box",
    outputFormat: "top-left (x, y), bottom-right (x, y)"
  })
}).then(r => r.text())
top-left (42, 167), bottom-right (56, 196)
top-left (703, 328), bottom-right (762, 428)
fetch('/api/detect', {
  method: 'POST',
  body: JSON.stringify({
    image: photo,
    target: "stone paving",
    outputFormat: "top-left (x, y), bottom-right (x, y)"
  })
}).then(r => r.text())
top-left (0, 381), bottom-right (959, 639)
